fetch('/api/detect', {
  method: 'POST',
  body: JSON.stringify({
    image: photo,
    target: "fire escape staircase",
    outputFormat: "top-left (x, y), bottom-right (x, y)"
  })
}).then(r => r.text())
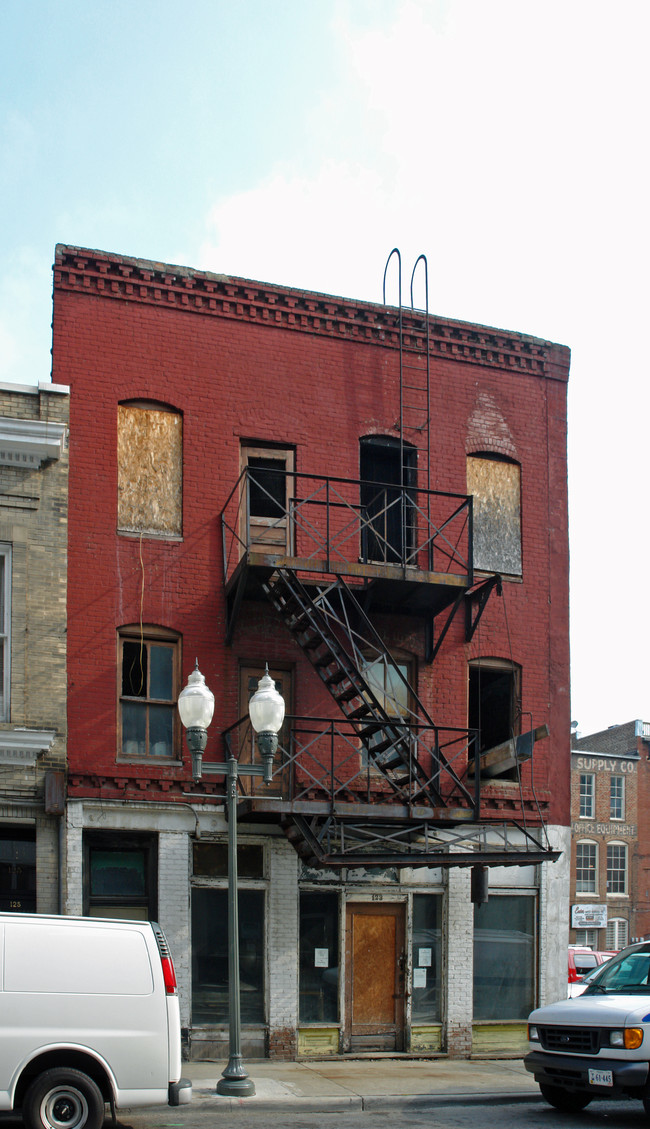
top-left (264, 567), bottom-right (473, 811)
top-left (260, 567), bottom-right (497, 867)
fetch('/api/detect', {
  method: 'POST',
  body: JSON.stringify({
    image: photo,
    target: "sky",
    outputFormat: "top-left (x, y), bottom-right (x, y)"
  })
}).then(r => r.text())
top-left (1, 0), bottom-right (648, 737)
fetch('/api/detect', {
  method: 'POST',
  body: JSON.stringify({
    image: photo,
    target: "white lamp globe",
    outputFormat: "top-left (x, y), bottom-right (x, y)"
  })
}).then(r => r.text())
top-left (178, 663), bottom-right (215, 731)
top-left (249, 667), bottom-right (285, 734)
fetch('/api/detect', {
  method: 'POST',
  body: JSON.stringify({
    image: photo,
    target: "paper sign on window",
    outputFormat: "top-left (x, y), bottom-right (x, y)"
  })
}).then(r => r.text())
top-left (314, 948), bottom-right (329, 968)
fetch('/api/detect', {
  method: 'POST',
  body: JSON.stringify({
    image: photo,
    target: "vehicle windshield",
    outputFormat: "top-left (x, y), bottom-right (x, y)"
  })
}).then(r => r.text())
top-left (584, 946), bottom-right (650, 995)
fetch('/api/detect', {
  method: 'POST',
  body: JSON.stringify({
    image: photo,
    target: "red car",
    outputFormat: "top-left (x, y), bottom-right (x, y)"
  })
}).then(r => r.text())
top-left (567, 946), bottom-right (617, 996)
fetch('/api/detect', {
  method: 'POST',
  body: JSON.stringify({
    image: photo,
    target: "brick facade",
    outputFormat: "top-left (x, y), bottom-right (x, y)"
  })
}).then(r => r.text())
top-left (53, 244), bottom-right (571, 1058)
top-left (570, 721), bottom-right (650, 947)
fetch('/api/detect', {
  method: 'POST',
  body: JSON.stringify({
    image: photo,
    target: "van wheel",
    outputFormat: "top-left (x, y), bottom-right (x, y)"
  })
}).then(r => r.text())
top-left (539, 1083), bottom-right (592, 1112)
top-left (23, 1069), bottom-right (105, 1129)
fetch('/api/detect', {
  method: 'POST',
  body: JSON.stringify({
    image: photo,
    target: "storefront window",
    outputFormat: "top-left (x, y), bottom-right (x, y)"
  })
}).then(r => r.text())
top-left (84, 833), bottom-right (155, 920)
top-left (191, 888), bottom-right (264, 1024)
top-left (473, 895), bottom-right (536, 1020)
top-left (411, 894), bottom-right (441, 1022)
top-left (299, 891), bottom-right (339, 1022)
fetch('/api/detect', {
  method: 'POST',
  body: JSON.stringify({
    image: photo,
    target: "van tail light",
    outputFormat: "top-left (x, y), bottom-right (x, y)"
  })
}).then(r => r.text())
top-left (152, 922), bottom-right (178, 995)
top-left (161, 956), bottom-right (178, 994)
top-left (568, 968), bottom-right (577, 983)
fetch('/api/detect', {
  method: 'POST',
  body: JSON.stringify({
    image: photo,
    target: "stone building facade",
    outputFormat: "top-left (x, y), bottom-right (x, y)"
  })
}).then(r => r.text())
top-left (53, 244), bottom-right (571, 1060)
top-left (0, 381), bottom-right (69, 914)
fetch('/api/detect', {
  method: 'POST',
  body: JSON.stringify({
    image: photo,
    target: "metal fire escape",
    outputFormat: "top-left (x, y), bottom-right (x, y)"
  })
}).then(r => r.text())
top-left (218, 251), bottom-right (559, 871)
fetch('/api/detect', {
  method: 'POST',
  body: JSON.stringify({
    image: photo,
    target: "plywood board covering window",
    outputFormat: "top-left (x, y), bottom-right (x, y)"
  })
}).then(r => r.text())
top-left (118, 404), bottom-right (182, 535)
top-left (467, 455), bottom-right (521, 575)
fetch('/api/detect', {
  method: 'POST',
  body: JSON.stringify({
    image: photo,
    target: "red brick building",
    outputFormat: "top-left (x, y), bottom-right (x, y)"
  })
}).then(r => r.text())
top-left (53, 244), bottom-right (571, 1059)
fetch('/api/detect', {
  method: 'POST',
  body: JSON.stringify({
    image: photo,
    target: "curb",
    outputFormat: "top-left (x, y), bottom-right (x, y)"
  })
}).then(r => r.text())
top-left (190, 1089), bottom-right (541, 1113)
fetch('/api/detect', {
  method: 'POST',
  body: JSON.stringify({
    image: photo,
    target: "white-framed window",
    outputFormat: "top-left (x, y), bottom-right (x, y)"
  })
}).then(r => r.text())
top-left (607, 842), bottom-right (627, 895)
top-left (574, 928), bottom-right (598, 948)
top-left (579, 773), bottom-right (595, 819)
top-left (610, 775), bottom-right (625, 820)
top-left (576, 840), bottom-right (597, 893)
top-left (606, 917), bottom-right (628, 950)
top-left (0, 545), bottom-right (11, 721)
top-left (118, 626), bottom-right (180, 760)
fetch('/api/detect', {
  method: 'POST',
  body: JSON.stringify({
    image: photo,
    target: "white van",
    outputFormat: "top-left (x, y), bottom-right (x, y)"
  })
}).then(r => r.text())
top-left (0, 912), bottom-right (191, 1129)
top-left (526, 940), bottom-right (650, 1116)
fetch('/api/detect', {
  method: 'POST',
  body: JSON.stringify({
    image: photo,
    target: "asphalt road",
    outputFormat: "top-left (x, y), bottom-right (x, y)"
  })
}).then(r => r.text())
top-left (116, 1097), bottom-right (650, 1129)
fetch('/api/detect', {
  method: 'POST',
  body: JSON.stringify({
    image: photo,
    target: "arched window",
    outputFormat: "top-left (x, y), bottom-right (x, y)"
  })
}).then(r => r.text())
top-left (118, 401), bottom-right (182, 536)
top-left (467, 453), bottom-right (521, 575)
top-left (468, 657), bottom-right (521, 756)
top-left (605, 917), bottom-right (628, 950)
top-left (576, 840), bottom-right (597, 894)
top-left (606, 842), bottom-right (627, 895)
top-left (118, 625), bottom-right (180, 760)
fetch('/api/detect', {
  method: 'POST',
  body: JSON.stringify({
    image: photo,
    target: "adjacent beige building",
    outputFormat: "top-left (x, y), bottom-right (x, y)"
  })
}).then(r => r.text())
top-left (0, 381), bottom-right (69, 913)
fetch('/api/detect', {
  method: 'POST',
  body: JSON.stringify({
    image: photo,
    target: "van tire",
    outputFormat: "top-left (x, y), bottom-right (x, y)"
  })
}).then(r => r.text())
top-left (539, 1083), bottom-right (592, 1112)
top-left (23, 1069), bottom-right (105, 1129)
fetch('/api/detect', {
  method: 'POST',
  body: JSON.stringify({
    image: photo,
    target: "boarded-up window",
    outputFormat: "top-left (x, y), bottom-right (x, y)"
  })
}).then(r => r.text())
top-left (467, 455), bottom-right (521, 575)
top-left (118, 404), bottom-right (182, 535)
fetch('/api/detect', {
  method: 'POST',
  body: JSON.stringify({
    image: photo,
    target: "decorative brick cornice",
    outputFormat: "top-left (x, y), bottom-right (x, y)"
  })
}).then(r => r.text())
top-left (54, 245), bottom-right (570, 381)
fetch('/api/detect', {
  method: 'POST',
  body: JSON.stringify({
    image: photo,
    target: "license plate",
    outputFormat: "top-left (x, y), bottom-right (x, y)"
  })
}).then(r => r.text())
top-left (588, 1069), bottom-right (613, 1087)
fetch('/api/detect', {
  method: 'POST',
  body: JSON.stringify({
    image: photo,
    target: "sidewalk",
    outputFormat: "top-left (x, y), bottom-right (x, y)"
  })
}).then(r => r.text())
top-left (185, 1056), bottom-right (540, 1112)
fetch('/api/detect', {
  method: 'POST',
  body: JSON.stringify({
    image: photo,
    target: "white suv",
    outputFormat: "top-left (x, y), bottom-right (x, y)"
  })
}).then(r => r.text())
top-left (526, 941), bottom-right (650, 1115)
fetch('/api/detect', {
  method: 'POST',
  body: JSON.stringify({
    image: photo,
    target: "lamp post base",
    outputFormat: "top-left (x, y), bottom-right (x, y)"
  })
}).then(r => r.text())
top-left (216, 1055), bottom-right (255, 1098)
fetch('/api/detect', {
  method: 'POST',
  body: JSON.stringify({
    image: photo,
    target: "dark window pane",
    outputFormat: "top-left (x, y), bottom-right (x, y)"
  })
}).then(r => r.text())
top-left (122, 700), bottom-right (146, 756)
top-left (299, 892), bottom-right (339, 1023)
top-left (150, 645), bottom-right (173, 700)
top-left (123, 640), bottom-right (147, 697)
top-left (192, 889), bottom-right (265, 1023)
top-left (473, 896), bottom-right (536, 1020)
top-left (149, 704), bottom-right (174, 756)
top-left (468, 666), bottom-right (515, 753)
top-left (193, 843), bottom-right (264, 879)
top-left (248, 457), bottom-right (286, 518)
top-left (412, 895), bottom-right (441, 1022)
top-left (90, 850), bottom-right (146, 897)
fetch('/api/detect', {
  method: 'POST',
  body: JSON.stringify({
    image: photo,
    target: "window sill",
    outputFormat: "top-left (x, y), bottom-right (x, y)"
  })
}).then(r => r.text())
top-left (117, 529), bottom-right (184, 543)
top-left (117, 756), bottom-right (184, 767)
top-left (473, 569), bottom-right (523, 584)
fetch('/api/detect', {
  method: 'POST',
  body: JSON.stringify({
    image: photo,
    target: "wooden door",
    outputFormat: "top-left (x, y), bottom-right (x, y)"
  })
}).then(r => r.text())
top-left (241, 445), bottom-right (294, 555)
top-left (344, 902), bottom-right (405, 1051)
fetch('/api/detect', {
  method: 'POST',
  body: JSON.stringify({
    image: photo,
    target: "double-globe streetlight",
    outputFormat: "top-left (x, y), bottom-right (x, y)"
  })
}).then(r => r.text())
top-left (178, 662), bottom-right (285, 1098)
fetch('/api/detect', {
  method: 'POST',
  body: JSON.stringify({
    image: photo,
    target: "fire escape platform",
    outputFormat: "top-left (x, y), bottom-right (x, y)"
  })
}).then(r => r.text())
top-left (226, 551), bottom-right (469, 619)
top-left (235, 796), bottom-right (477, 824)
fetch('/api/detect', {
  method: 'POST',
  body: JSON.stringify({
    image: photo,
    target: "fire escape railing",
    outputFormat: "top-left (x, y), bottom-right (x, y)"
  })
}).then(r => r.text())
top-left (221, 468), bottom-right (473, 587)
top-left (219, 713), bottom-right (481, 815)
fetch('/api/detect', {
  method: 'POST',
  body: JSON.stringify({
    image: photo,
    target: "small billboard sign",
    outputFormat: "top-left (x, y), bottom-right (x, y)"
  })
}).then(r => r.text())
top-left (572, 904), bottom-right (608, 928)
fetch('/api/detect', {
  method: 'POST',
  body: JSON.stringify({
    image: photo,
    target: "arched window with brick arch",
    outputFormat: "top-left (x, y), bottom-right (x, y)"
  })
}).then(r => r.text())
top-left (576, 839), bottom-right (598, 894)
top-left (117, 400), bottom-right (183, 537)
top-left (467, 452), bottom-right (521, 575)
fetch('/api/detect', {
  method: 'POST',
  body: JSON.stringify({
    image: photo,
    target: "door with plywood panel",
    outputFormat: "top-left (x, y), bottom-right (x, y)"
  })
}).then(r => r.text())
top-left (344, 902), bottom-right (405, 1051)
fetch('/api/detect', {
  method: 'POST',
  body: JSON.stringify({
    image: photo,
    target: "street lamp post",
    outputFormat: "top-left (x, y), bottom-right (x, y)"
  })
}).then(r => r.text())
top-left (178, 662), bottom-right (285, 1099)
